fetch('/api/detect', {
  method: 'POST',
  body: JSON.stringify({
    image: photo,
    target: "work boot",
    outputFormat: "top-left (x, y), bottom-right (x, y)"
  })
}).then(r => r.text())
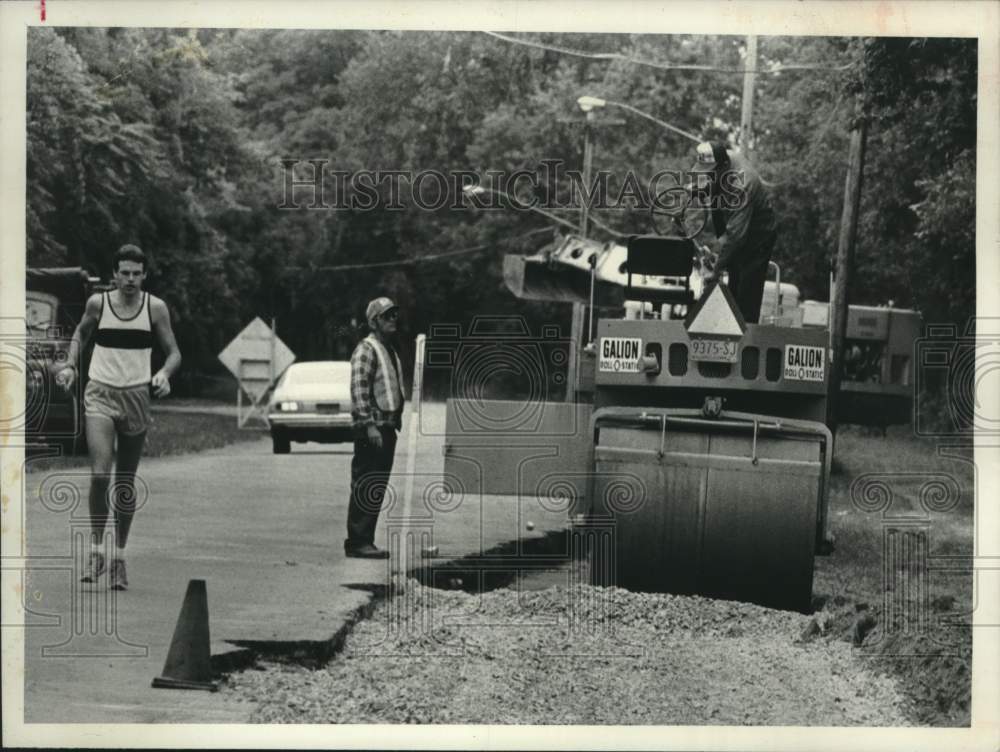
top-left (80, 551), bottom-right (106, 583)
top-left (345, 543), bottom-right (389, 559)
top-left (109, 558), bottom-right (128, 591)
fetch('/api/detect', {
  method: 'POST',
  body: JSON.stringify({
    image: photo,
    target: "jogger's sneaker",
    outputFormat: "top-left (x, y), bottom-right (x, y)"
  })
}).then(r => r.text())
top-left (345, 543), bottom-right (389, 559)
top-left (80, 551), bottom-right (106, 583)
top-left (109, 558), bottom-right (128, 591)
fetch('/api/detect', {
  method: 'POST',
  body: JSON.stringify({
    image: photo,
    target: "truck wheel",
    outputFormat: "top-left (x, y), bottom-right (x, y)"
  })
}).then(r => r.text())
top-left (272, 432), bottom-right (291, 454)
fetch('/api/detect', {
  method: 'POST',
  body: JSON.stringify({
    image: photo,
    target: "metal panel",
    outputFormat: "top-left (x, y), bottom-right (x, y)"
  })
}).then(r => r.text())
top-left (591, 412), bottom-right (822, 611)
top-left (443, 398), bottom-right (593, 499)
top-left (502, 253), bottom-right (625, 306)
top-left (596, 318), bottom-right (829, 396)
top-left (846, 305), bottom-right (891, 340)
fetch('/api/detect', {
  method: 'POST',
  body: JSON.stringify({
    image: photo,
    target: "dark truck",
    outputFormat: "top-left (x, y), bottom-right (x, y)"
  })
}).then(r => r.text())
top-left (25, 267), bottom-right (107, 453)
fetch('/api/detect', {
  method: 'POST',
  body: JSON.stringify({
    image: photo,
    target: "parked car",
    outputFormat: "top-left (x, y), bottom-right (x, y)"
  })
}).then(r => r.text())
top-left (24, 267), bottom-right (103, 453)
top-left (267, 361), bottom-right (353, 453)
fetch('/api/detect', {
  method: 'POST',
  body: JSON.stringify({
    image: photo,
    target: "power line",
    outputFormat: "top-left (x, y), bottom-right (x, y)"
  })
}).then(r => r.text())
top-left (283, 214), bottom-right (629, 274)
top-left (586, 212), bottom-right (626, 239)
top-left (284, 226), bottom-right (554, 272)
top-left (468, 188), bottom-right (626, 238)
top-left (482, 31), bottom-right (853, 75)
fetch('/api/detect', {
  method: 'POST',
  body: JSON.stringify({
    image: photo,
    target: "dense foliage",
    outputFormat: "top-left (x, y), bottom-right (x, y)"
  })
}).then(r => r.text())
top-left (26, 29), bottom-right (977, 391)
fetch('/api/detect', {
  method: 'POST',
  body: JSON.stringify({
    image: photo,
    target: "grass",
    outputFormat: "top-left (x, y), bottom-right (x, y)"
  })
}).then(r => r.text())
top-left (810, 424), bottom-right (974, 726)
top-left (25, 407), bottom-right (266, 473)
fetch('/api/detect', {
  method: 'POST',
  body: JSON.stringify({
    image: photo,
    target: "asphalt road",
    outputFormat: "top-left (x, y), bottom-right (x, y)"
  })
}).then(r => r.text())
top-left (18, 403), bottom-right (569, 723)
top-left (15, 402), bottom-right (954, 730)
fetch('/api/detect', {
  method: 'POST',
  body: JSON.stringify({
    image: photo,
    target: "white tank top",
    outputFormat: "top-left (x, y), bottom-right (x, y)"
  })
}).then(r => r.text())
top-left (88, 292), bottom-right (154, 388)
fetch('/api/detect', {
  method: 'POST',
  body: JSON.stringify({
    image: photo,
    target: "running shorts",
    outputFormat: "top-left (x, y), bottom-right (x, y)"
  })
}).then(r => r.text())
top-left (84, 380), bottom-right (152, 435)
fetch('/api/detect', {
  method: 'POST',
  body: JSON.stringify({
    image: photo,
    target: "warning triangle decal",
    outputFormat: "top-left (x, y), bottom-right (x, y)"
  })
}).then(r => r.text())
top-left (685, 282), bottom-right (747, 337)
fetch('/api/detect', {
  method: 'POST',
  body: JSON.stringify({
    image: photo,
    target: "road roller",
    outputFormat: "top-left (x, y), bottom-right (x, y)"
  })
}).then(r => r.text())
top-left (584, 236), bottom-right (832, 612)
top-left (437, 234), bottom-right (833, 612)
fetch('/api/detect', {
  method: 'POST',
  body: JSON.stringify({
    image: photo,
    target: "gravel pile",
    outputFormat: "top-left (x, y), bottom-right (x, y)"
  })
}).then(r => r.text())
top-left (225, 580), bottom-right (911, 725)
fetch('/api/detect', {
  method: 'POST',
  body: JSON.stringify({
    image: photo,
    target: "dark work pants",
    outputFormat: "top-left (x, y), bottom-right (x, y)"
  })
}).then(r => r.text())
top-left (346, 426), bottom-right (398, 548)
top-left (726, 242), bottom-right (774, 324)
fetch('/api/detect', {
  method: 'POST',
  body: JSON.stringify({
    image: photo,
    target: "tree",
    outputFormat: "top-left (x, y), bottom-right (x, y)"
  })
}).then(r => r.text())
top-left (27, 29), bottom-right (977, 391)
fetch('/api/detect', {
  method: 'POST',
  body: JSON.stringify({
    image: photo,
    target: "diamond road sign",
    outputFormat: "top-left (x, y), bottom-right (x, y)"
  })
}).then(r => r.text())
top-left (218, 317), bottom-right (295, 403)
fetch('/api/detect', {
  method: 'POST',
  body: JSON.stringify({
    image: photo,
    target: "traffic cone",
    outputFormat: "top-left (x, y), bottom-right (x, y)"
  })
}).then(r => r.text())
top-left (152, 579), bottom-right (218, 691)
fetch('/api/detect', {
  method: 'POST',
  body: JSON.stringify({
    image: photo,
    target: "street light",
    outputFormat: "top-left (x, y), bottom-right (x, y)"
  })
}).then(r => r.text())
top-left (581, 93), bottom-right (721, 269)
top-left (576, 95), bottom-right (606, 113)
top-left (573, 96), bottom-right (717, 354)
top-left (577, 96), bottom-right (787, 323)
top-left (461, 184), bottom-right (622, 238)
top-left (578, 95), bottom-right (701, 144)
top-left (461, 185), bottom-right (578, 232)
top-left (575, 97), bottom-right (602, 240)
top-left (567, 96), bottom-right (608, 398)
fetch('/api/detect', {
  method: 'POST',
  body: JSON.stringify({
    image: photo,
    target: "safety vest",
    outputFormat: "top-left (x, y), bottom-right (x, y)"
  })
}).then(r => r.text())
top-left (365, 334), bottom-right (404, 412)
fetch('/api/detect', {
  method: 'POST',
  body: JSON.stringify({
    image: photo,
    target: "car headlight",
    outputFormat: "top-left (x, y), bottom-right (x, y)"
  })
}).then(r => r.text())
top-left (278, 401), bottom-right (300, 412)
top-left (27, 366), bottom-right (46, 390)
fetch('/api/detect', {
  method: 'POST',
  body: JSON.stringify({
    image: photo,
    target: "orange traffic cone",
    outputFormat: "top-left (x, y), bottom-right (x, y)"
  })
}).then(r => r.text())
top-left (152, 579), bottom-right (218, 691)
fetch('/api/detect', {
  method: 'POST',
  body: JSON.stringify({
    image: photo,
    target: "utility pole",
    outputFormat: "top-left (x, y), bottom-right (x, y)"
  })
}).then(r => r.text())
top-left (580, 111), bottom-right (595, 238)
top-left (827, 116), bottom-right (868, 433)
top-left (566, 112), bottom-right (595, 402)
top-left (740, 35), bottom-right (758, 153)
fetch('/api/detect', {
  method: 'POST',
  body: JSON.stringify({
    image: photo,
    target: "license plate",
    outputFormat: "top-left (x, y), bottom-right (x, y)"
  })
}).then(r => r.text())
top-left (316, 403), bottom-right (341, 413)
top-left (689, 338), bottom-right (738, 363)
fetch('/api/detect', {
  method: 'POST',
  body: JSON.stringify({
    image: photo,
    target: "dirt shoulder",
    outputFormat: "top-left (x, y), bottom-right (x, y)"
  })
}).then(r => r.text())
top-left (809, 426), bottom-right (974, 725)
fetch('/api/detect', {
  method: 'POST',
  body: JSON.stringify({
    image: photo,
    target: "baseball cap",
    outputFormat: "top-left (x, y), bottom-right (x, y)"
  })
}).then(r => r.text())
top-left (693, 141), bottom-right (731, 171)
top-left (366, 297), bottom-right (399, 325)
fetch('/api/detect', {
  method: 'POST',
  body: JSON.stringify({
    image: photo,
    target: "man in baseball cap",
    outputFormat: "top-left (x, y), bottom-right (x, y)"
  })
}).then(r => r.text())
top-left (345, 296), bottom-right (405, 558)
top-left (365, 296), bottom-right (399, 327)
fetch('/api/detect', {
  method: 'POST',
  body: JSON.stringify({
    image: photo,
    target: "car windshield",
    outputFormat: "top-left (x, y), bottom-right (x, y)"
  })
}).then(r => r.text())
top-left (283, 363), bottom-right (351, 386)
top-left (26, 294), bottom-right (56, 336)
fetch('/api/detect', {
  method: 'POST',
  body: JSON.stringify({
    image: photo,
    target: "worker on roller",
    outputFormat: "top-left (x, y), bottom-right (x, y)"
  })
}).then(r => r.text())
top-left (694, 141), bottom-right (777, 324)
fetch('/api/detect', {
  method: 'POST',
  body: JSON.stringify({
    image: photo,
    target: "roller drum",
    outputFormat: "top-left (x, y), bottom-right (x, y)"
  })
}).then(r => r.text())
top-left (589, 418), bottom-right (822, 612)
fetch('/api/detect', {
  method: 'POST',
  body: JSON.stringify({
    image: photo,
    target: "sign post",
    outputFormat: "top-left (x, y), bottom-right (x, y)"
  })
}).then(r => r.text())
top-left (391, 333), bottom-right (427, 604)
top-left (218, 317), bottom-right (296, 428)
